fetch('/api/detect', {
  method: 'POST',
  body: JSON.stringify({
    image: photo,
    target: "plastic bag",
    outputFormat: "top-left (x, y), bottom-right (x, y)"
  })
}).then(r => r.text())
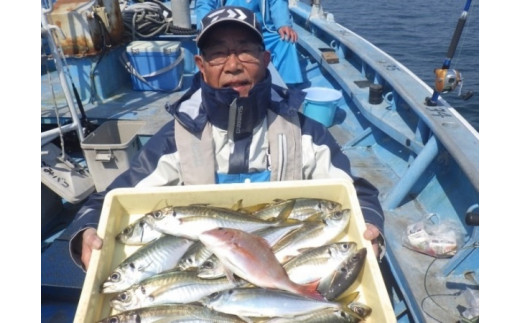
top-left (402, 214), bottom-right (464, 258)
top-left (462, 287), bottom-right (479, 320)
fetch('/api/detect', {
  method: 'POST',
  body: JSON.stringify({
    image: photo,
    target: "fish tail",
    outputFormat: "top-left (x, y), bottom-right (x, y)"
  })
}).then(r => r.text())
top-left (296, 279), bottom-right (325, 301)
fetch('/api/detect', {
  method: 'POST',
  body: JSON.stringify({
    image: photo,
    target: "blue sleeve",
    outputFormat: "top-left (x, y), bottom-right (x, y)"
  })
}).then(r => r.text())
top-left (195, 0), bottom-right (221, 29)
top-left (266, 0), bottom-right (292, 30)
top-left (68, 120), bottom-right (177, 269)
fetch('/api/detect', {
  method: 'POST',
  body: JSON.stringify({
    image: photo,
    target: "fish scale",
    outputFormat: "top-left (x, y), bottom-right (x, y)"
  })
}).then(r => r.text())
top-left (197, 223), bottom-right (304, 279)
top-left (97, 304), bottom-right (246, 323)
top-left (283, 242), bottom-right (358, 284)
top-left (147, 209), bottom-right (286, 240)
top-left (198, 227), bottom-right (323, 300)
top-left (272, 209), bottom-right (351, 263)
top-left (176, 240), bottom-right (214, 271)
top-left (250, 198), bottom-right (341, 221)
top-left (116, 215), bottom-right (164, 245)
top-left (265, 308), bottom-right (359, 323)
top-left (200, 287), bottom-right (346, 318)
top-left (318, 247), bottom-right (368, 300)
top-left (110, 270), bottom-right (239, 311)
top-left (101, 235), bottom-right (193, 293)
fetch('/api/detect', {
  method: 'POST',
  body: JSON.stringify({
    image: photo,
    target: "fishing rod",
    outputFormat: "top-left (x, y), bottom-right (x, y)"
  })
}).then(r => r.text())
top-left (426, 0), bottom-right (473, 106)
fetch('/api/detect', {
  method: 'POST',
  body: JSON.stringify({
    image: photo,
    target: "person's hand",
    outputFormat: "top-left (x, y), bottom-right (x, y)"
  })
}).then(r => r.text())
top-left (81, 228), bottom-right (103, 270)
top-left (363, 223), bottom-right (381, 259)
top-left (278, 26), bottom-right (298, 43)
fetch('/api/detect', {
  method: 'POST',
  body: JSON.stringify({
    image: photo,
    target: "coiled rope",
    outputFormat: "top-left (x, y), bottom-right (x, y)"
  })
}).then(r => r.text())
top-left (120, 0), bottom-right (197, 39)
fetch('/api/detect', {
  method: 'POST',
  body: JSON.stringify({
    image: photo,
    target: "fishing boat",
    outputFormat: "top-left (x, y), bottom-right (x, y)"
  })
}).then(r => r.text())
top-left (41, 0), bottom-right (478, 322)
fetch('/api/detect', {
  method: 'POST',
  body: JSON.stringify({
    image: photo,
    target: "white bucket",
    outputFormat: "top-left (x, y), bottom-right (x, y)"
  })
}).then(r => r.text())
top-left (302, 87), bottom-right (342, 127)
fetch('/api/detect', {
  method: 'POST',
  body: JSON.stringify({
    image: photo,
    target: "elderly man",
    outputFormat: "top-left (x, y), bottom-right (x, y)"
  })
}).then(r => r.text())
top-left (196, 0), bottom-right (304, 86)
top-left (70, 6), bottom-right (385, 270)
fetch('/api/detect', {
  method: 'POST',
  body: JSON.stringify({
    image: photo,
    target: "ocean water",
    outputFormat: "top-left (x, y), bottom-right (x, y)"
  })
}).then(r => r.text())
top-left (318, 0), bottom-right (479, 131)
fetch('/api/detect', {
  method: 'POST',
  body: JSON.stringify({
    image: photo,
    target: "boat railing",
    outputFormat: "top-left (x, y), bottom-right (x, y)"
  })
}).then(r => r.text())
top-left (41, 4), bottom-right (86, 147)
top-left (290, 0), bottom-right (478, 195)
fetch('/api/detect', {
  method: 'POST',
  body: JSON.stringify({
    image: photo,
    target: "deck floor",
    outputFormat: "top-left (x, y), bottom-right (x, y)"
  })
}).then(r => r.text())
top-left (41, 72), bottom-right (194, 136)
top-left (338, 139), bottom-right (476, 323)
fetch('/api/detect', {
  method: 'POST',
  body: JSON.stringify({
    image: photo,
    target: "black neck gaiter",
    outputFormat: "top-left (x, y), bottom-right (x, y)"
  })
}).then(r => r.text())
top-left (200, 72), bottom-right (272, 141)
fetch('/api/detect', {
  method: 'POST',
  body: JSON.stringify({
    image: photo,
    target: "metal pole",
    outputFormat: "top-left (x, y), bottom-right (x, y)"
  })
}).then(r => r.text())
top-left (171, 0), bottom-right (192, 29)
top-left (41, 8), bottom-right (85, 144)
top-left (383, 136), bottom-right (439, 210)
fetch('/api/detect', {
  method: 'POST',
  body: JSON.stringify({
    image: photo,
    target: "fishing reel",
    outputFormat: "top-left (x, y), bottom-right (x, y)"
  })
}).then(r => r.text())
top-left (434, 68), bottom-right (462, 93)
top-left (426, 67), bottom-right (473, 106)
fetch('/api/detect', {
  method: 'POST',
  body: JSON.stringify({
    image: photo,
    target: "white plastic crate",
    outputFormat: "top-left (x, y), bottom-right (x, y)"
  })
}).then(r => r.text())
top-left (74, 179), bottom-right (395, 323)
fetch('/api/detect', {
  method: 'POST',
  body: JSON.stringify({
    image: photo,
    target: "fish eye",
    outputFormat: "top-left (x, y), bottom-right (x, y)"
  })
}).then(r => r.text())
top-left (201, 260), bottom-right (215, 269)
top-left (129, 262), bottom-right (135, 269)
top-left (138, 220), bottom-right (146, 227)
top-left (351, 305), bottom-right (363, 316)
top-left (153, 210), bottom-right (163, 218)
top-left (110, 272), bottom-right (120, 281)
top-left (109, 317), bottom-right (120, 323)
top-left (123, 227), bottom-right (132, 234)
top-left (118, 292), bottom-right (128, 301)
top-left (208, 292), bottom-right (219, 299)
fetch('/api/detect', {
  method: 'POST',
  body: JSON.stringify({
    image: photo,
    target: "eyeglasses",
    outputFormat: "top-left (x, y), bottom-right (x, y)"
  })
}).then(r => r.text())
top-left (202, 44), bottom-right (264, 66)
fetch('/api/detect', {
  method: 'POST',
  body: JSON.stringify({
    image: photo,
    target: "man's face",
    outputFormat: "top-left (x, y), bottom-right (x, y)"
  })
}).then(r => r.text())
top-left (195, 24), bottom-right (271, 97)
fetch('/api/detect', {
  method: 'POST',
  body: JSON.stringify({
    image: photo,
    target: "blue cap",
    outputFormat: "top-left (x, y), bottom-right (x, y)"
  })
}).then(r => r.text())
top-left (196, 6), bottom-right (263, 48)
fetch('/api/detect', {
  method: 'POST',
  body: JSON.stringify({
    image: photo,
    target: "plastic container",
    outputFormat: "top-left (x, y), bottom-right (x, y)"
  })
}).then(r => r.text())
top-left (45, 0), bottom-right (125, 57)
top-left (63, 45), bottom-right (131, 104)
top-left (81, 120), bottom-right (145, 192)
top-left (125, 40), bottom-right (184, 92)
top-left (73, 179), bottom-right (395, 323)
top-left (302, 87), bottom-right (343, 127)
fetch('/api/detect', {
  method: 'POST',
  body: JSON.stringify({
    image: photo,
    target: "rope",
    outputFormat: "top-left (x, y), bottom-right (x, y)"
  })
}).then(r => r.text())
top-left (121, 0), bottom-right (197, 39)
top-left (420, 242), bottom-right (479, 322)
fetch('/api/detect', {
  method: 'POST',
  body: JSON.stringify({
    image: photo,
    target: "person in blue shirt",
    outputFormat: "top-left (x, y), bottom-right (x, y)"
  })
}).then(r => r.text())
top-left (195, 0), bottom-right (304, 86)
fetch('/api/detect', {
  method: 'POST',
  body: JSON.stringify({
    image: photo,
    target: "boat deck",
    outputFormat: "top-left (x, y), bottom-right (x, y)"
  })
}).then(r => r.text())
top-left (334, 134), bottom-right (477, 323)
top-left (41, 73), bottom-right (193, 137)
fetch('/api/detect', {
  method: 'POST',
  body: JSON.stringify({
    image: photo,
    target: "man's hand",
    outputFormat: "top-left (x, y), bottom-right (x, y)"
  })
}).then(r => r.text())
top-left (278, 26), bottom-right (298, 43)
top-left (363, 223), bottom-right (381, 259)
top-left (81, 228), bottom-right (103, 270)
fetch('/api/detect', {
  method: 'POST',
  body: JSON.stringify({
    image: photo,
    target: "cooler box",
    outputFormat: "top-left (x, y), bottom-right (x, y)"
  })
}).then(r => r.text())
top-left (124, 40), bottom-right (184, 92)
top-left (73, 179), bottom-right (396, 323)
top-left (81, 120), bottom-right (145, 192)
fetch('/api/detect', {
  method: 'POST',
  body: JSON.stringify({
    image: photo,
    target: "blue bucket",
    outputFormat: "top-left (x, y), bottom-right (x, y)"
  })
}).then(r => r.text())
top-left (302, 87), bottom-right (342, 127)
